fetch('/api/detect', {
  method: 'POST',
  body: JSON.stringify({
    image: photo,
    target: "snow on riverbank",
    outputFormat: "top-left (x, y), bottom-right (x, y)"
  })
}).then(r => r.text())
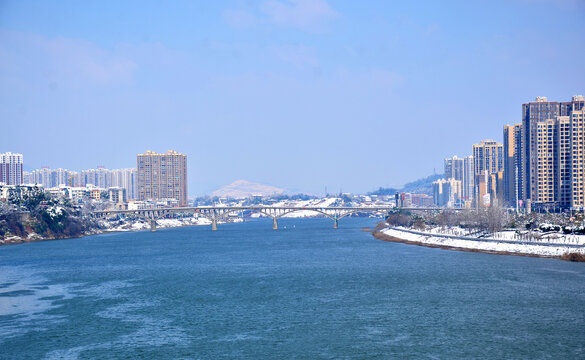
top-left (1, 216), bottom-right (238, 246)
top-left (100, 216), bottom-right (238, 232)
top-left (248, 198), bottom-right (388, 218)
top-left (247, 198), bottom-right (341, 218)
top-left (379, 226), bottom-right (585, 257)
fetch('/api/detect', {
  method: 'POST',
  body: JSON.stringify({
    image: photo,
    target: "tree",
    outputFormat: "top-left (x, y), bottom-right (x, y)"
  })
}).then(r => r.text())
top-left (0, 201), bottom-right (17, 216)
top-left (22, 187), bottom-right (48, 212)
top-left (7, 187), bottom-right (22, 207)
top-left (486, 205), bottom-right (505, 233)
top-left (385, 209), bottom-right (413, 227)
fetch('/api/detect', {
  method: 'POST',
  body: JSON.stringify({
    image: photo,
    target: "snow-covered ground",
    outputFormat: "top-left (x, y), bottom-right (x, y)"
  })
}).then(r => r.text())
top-left (261, 198), bottom-right (340, 218)
top-left (1, 216), bottom-right (232, 245)
top-left (381, 226), bottom-right (585, 257)
top-left (248, 197), bottom-right (386, 218)
top-left (100, 216), bottom-right (242, 232)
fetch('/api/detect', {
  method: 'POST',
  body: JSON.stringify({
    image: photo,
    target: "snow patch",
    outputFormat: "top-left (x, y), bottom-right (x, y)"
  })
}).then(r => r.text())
top-left (381, 226), bottom-right (585, 257)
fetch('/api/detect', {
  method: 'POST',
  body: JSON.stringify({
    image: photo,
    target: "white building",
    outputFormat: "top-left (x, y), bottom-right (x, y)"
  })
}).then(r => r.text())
top-left (433, 178), bottom-right (463, 208)
top-left (0, 152), bottom-right (24, 185)
top-left (444, 155), bottom-right (474, 204)
top-left (26, 167), bottom-right (71, 188)
top-left (108, 187), bottom-right (127, 204)
top-left (0, 184), bottom-right (42, 201)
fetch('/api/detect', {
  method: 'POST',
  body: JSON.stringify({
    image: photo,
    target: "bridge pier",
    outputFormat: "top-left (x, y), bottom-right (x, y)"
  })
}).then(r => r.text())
top-left (150, 220), bottom-right (157, 232)
top-left (272, 217), bottom-right (278, 230)
top-left (333, 217), bottom-right (338, 229)
top-left (211, 218), bottom-right (217, 231)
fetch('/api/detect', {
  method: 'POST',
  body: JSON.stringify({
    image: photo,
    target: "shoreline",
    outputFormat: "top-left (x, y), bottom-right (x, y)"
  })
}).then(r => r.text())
top-left (372, 229), bottom-right (553, 259)
top-left (0, 217), bottom-right (219, 247)
top-left (372, 225), bottom-right (585, 262)
top-left (0, 223), bottom-right (207, 247)
top-left (1, 230), bottom-right (103, 247)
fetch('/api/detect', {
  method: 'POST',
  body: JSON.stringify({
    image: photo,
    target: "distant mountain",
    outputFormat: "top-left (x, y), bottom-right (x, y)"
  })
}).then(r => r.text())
top-left (211, 180), bottom-right (285, 199)
top-left (369, 174), bottom-right (442, 196)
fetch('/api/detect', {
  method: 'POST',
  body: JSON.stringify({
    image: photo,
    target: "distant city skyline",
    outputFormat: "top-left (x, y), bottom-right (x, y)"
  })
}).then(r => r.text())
top-left (434, 95), bottom-right (585, 211)
top-left (23, 165), bottom-right (137, 200)
top-left (1, 1), bottom-right (584, 195)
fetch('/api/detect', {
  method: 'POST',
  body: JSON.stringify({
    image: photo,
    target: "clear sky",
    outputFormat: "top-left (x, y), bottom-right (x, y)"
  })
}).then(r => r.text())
top-left (1, 0), bottom-right (584, 196)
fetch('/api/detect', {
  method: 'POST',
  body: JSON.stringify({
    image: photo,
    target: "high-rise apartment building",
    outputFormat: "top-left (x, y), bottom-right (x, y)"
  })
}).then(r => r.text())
top-left (488, 171), bottom-right (504, 206)
top-left (570, 103), bottom-right (585, 210)
top-left (503, 124), bottom-right (523, 206)
top-left (137, 150), bottom-right (188, 206)
top-left (557, 116), bottom-right (571, 207)
top-left (112, 168), bottom-right (137, 200)
top-left (472, 140), bottom-right (503, 206)
top-left (535, 119), bottom-right (556, 203)
top-left (444, 155), bottom-right (474, 204)
top-left (0, 152), bottom-right (24, 185)
top-left (25, 167), bottom-right (137, 200)
top-left (26, 167), bottom-right (70, 188)
top-left (108, 187), bottom-right (127, 205)
top-left (514, 124), bottom-right (524, 202)
top-left (473, 140), bottom-right (504, 176)
top-left (432, 178), bottom-right (462, 207)
top-left (521, 96), bottom-right (573, 203)
top-left (516, 95), bottom-right (585, 210)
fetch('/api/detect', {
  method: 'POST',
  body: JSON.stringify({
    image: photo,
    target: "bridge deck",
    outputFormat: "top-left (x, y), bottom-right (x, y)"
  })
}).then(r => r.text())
top-left (91, 206), bottom-right (459, 231)
top-left (92, 206), bottom-right (451, 215)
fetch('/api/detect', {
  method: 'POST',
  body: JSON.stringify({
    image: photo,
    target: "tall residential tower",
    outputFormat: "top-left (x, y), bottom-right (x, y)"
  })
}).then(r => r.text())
top-left (137, 150), bottom-right (188, 206)
top-left (472, 140), bottom-right (504, 206)
top-left (521, 97), bottom-right (572, 203)
top-left (517, 95), bottom-right (585, 210)
top-left (570, 99), bottom-right (585, 210)
top-left (503, 124), bottom-right (522, 207)
top-left (0, 152), bottom-right (24, 185)
top-left (444, 155), bottom-right (474, 205)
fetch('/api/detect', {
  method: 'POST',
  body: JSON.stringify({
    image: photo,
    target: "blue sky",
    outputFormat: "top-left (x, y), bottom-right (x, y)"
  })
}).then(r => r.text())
top-left (1, 0), bottom-right (584, 195)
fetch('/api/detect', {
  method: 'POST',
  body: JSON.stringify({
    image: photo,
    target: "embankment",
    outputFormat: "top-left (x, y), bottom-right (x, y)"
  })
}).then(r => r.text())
top-left (373, 225), bottom-right (585, 261)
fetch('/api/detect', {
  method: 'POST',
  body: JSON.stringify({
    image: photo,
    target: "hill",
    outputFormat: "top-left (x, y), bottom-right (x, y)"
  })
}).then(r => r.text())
top-left (369, 174), bottom-right (442, 196)
top-left (211, 180), bottom-right (285, 199)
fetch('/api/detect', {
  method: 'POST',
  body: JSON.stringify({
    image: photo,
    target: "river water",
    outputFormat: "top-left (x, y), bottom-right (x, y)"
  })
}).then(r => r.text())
top-left (1, 218), bottom-right (584, 359)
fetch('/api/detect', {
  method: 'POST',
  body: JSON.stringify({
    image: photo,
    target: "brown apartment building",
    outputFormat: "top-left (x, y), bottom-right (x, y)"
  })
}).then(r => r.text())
top-left (509, 95), bottom-right (585, 210)
top-left (137, 150), bottom-right (188, 206)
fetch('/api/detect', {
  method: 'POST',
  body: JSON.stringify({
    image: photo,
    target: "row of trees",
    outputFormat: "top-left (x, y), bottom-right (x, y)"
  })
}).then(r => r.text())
top-left (386, 207), bottom-right (585, 235)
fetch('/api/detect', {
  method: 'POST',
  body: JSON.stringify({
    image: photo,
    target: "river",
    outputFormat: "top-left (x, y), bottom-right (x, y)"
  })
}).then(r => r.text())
top-left (1, 218), bottom-right (584, 359)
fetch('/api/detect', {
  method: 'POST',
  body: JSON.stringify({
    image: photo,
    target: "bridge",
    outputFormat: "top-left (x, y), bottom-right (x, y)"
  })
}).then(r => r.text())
top-left (92, 206), bottom-right (451, 231)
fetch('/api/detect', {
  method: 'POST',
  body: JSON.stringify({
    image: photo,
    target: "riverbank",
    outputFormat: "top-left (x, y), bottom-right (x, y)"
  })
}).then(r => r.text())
top-left (0, 216), bottom-right (239, 246)
top-left (373, 224), bottom-right (585, 261)
top-left (1, 229), bottom-right (102, 246)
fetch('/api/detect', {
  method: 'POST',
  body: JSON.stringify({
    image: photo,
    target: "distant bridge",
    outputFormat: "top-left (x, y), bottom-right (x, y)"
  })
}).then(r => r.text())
top-left (92, 206), bottom-right (452, 231)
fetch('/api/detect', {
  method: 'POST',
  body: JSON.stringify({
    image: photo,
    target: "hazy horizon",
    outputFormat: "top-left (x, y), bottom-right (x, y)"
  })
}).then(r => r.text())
top-left (2, 0), bottom-right (584, 195)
